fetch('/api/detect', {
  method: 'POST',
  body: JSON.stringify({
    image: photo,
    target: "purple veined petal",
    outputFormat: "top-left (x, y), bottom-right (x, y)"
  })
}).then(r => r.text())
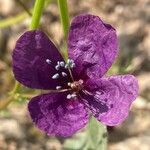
top-left (28, 92), bottom-right (89, 137)
top-left (12, 30), bottom-right (70, 89)
top-left (68, 14), bottom-right (118, 80)
top-left (82, 75), bottom-right (138, 126)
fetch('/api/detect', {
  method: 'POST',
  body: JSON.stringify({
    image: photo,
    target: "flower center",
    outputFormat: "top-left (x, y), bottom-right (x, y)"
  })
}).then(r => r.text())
top-left (46, 58), bottom-right (83, 100)
top-left (46, 58), bottom-right (76, 90)
top-left (66, 79), bottom-right (84, 99)
top-left (70, 79), bottom-right (84, 92)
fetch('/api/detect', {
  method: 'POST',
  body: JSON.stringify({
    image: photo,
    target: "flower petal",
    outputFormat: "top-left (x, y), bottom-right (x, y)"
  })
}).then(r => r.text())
top-left (68, 14), bottom-right (118, 79)
top-left (12, 30), bottom-right (69, 89)
top-left (82, 75), bottom-right (138, 126)
top-left (28, 92), bottom-right (89, 137)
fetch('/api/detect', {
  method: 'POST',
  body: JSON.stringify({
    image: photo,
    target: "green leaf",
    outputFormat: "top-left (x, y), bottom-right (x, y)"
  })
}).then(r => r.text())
top-left (63, 131), bottom-right (88, 150)
top-left (88, 117), bottom-right (107, 150)
top-left (63, 117), bottom-right (107, 150)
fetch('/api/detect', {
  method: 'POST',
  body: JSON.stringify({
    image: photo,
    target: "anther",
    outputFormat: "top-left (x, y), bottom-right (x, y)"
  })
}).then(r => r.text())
top-left (67, 93), bottom-right (77, 99)
top-left (60, 61), bottom-right (65, 67)
top-left (67, 94), bottom-right (72, 99)
top-left (46, 59), bottom-right (51, 64)
top-left (67, 59), bottom-right (74, 65)
top-left (65, 59), bottom-right (75, 69)
top-left (55, 65), bottom-right (60, 70)
top-left (57, 61), bottom-right (60, 66)
top-left (68, 82), bottom-right (71, 86)
top-left (62, 72), bottom-right (67, 77)
top-left (70, 63), bottom-right (75, 68)
top-left (52, 73), bottom-right (59, 79)
top-left (65, 64), bottom-right (69, 69)
top-left (71, 93), bottom-right (77, 98)
top-left (56, 86), bottom-right (62, 90)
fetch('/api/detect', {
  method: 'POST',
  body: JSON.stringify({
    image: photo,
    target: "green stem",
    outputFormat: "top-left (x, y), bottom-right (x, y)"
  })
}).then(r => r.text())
top-left (0, 0), bottom-right (52, 29)
top-left (57, 0), bottom-right (70, 60)
top-left (57, 0), bottom-right (70, 39)
top-left (0, 12), bottom-right (29, 29)
top-left (15, 0), bottom-right (32, 16)
top-left (30, 0), bottom-right (45, 30)
top-left (10, 82), bottom-right (21, 94)
top-left (0, 95), bottom-right (14, 110)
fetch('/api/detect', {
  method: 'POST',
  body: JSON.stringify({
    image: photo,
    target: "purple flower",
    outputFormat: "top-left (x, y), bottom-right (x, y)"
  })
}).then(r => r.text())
top-left (12, 14), bottom-right (138, 137)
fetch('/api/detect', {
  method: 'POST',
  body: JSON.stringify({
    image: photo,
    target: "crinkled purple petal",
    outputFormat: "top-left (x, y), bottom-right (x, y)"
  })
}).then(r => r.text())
top-left (28, 92), bottom-right (89, 137)
top-left (12, 30), bottom-right (70, 89)
top-left (68, 14), bottom-right (118, 80)
top-left (82, 75), bottom-right (138, 126)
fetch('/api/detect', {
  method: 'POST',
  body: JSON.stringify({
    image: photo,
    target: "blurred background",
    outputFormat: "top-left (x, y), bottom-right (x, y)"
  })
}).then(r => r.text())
top-left (0, 0), bottom-right (150, 150)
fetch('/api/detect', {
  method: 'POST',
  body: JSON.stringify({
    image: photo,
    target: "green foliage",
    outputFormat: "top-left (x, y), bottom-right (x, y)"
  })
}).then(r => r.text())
top-left (88, 117), bottom-right (107, 150)
top-left (0, 12), bottom-right (29, 29)
top-left (63, 117), bottom-right (107, 150)
top-left (63, 132), bottom-right (88, 150)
